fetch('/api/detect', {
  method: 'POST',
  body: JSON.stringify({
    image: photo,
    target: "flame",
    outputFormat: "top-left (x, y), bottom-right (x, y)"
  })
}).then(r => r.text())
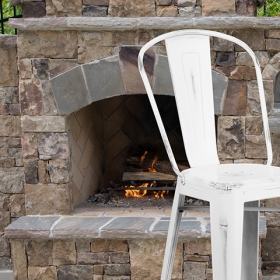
top-left (125, 183), bottom-right (149, 198)
top-left (154, 190), bottom-right (169, 199)
top-left (125, 152), bottom-right (167, 199)
top-left (140, 151), bottom-right (148, 166)
top-left (148, 156), bottom-right (158, 172)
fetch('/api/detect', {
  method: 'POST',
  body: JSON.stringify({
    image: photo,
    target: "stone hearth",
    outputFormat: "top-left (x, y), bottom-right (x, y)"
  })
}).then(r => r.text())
top-left (4, 209), bottom-right (267, 279)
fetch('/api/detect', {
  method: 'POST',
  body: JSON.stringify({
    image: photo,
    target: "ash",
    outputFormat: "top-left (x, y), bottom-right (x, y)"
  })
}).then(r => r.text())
top-left (87, 189), bottom-right (208, 208)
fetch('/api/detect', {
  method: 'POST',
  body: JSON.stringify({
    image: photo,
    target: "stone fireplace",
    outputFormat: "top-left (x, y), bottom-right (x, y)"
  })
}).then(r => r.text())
top-left (2, 0), bottom-right (280, 279)
top-left (49, 46), bottom-right (228, 207)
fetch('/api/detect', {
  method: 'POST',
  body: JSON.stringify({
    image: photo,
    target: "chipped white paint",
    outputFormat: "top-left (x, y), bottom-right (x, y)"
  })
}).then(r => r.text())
top-left (196, 216), bottom-right (209, 238)
top-left (209, 181), bottom-right (243, 191)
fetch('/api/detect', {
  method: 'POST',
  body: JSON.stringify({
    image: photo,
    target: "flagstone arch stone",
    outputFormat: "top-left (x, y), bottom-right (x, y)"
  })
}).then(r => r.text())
top-left (262, 52), bottom-right (280, 134)
top-left (262, 52), bottom-right (280, 82)
top-left (50, 46), bottom-right (228, 116)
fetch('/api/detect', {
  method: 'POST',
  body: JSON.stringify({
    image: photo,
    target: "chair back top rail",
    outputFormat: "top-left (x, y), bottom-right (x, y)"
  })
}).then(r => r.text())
top-left (138, 29), bottom-right (272, 178)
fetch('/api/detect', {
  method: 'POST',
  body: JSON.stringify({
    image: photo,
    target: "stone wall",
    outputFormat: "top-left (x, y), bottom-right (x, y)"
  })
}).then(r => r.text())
top-left (9, 238), bottom-right (214, 280)
top-left (0, 35), bottom-right (24, 272)
top-left (18, 54), bottom-right (74, 216)
top-left (11, 0), bottom-right (259, 18)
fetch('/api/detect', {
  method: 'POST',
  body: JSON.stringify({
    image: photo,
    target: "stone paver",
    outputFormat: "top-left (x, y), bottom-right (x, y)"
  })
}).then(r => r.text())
top-left (51, 216), bottom-right (113, 238)
top-left (5, 215), bottom-right (60, 239)
top-left (101, 217), bottom-right (155, 239)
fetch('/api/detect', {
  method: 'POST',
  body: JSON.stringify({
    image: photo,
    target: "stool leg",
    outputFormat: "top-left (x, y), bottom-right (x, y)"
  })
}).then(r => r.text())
top-left (161, 190), bottom-right (185, 280)
top-left (210, 195), bottom-right (244, 280)
top-left (241, 201), bottom-right (259, 280)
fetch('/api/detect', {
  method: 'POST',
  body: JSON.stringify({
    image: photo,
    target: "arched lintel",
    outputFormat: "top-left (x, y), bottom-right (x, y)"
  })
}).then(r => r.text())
top-left (50, 47), bottom-right (228, 116)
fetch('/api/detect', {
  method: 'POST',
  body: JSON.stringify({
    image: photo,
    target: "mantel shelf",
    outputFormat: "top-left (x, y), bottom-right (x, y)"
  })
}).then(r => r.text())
top-left (9, 16), bottom-right (280, 31)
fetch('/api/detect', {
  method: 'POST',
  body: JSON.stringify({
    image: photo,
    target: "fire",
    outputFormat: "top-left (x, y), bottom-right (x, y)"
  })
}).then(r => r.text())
top-left (125, 152), bottom-right (166, 199)
top-left (125, 183), bottom-right (149, 198)
top-left (154, 190), bottom-right (168, 199)
top-left (140, 151), bottom-right (148, 166)
top-left (148, 156), bottom-right (158, 172)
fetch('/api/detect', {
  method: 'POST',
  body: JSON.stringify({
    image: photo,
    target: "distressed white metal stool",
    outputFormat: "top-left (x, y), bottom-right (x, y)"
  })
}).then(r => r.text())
top-left (138, 29), bottom-right (280, 280)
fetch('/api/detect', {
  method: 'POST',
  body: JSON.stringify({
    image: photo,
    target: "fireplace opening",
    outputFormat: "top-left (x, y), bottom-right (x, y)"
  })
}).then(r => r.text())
top-left (49, 48), bottom-right (227, 210)
top-left (69, 94), bottom-right (191, 208)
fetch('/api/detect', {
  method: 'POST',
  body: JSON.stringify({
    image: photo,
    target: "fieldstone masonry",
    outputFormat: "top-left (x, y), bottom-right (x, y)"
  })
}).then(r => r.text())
top-left (1, 0), bottom-right (280, 278)
top-left (4, 215), bottom-right (266, 279)
top-left (9, 238), bottom-right (182, 280)
top-left (10, 0), bottom-right (258, 18)
top-left (0, 35), bottom-right (23, 273)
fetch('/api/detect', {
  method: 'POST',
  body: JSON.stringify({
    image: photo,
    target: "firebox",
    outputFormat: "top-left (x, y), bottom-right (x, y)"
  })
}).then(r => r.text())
top-left (69, 94), bottom-right (188, 207)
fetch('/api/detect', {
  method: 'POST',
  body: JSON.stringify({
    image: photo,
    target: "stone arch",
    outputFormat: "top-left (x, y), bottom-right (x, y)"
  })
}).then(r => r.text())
top-left (262, 52), bottom-right (280, 109)
top-left (262, 52), bottom-right (280, 81)
top-left (50, 46), bottom-right (228, 116)
top-left (259, 52), bottom-right (280, 134)
top-left (274, 71), bottom-right (280, 109)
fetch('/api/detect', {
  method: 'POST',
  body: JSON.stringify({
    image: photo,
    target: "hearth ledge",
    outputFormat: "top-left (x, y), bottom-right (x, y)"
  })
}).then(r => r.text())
top-left (4, 215), bottom-right (267, 240)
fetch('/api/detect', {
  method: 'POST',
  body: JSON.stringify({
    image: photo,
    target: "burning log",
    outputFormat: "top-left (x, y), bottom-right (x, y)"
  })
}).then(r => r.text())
top-left (121, 151), bottom-right (189, 199)
top-left (126, 155), bottom-right (177, 174)
top-left (126, 156), bottom-right (189, 173)
top-left (122, 171), bottom-right (176, 182)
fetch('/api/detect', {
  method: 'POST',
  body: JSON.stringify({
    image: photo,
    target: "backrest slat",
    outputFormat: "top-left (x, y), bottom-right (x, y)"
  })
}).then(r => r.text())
top-left (165, 35), bottom-right (219, 167)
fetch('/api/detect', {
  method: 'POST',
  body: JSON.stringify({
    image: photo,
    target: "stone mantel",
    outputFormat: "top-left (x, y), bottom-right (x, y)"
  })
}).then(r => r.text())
top-left (9, 16), bottom-right (280, 31)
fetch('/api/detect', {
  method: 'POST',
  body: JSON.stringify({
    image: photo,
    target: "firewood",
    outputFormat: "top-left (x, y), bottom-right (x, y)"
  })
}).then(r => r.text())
top-left (122, 171), bottom-right (176, 182)
top-left (126, 156), bottom-right (176, 174)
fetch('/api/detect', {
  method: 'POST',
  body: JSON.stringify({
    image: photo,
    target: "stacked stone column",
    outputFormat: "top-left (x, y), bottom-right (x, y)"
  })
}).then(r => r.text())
top-left (0, 35), bottom-right (24, 271)
top-left (17, 33), bottom-right (78, 215)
